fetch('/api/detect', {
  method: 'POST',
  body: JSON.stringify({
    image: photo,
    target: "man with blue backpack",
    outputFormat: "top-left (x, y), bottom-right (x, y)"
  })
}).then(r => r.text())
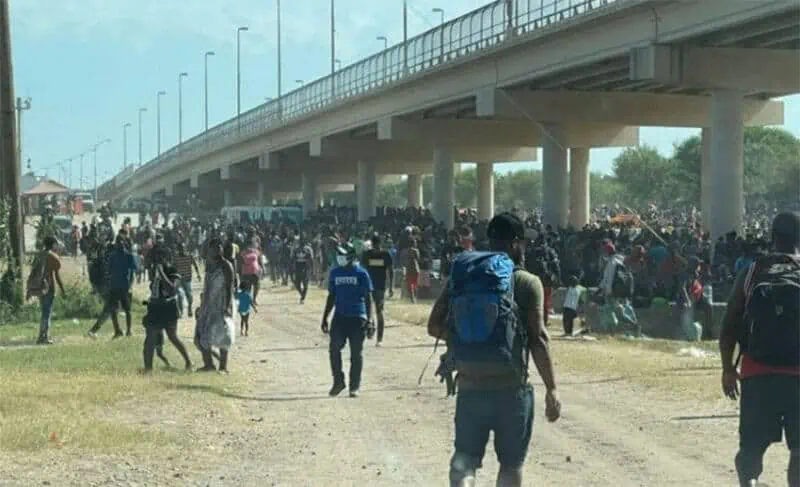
top-left (427, 212), bottom-right (561, 487)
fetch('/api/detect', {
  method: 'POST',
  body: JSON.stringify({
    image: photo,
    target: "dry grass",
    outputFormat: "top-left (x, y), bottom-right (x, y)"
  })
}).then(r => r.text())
top-left (374, 295), bottom-right (724, 402)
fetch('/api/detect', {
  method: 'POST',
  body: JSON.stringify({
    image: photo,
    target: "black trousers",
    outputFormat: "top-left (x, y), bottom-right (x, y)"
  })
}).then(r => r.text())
top-left (294, 268), bottom-right (309, 300)
top-left (329, 315), bottom-right (366, 390)
top-left (143, 322), bottom-right (191, 370)
top-left (563, 307), bottom-right (577, 336)
top-left (372, 289), bottom-right (386, 342)
top-left (736, 374), bottom-right (800, 485)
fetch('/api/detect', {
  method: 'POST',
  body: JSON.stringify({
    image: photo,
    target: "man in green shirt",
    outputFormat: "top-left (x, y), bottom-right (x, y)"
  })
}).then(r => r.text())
top-left (428, 213), bottom-right (561, 487)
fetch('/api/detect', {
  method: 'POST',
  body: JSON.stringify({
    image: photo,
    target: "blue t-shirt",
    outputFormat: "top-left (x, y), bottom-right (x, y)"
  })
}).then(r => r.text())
top-left (328, 264), bottom-right (373, 318)
top-left (109, 248), bottom-right (137, 290)
top-left (236, 290), bottom-right (253, 315)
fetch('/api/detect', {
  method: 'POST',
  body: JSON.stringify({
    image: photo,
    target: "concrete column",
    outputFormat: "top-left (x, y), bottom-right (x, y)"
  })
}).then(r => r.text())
top-left (257, 181), bottom-right (268, 206)
top-left (700, 128), bottom-right (712, 233)
top-left (357, 161), bottom-right (377, 221)
top-left (407, 174), bottom-right (423, 208)
top-left (710, 90), bottom-right (744, 240)
top-left (223, 189), bottom-right (232, 207)
top-left (433, 147), bottom-right (455, 229)
top-left (477, 163), bottom-right (495, 220)
top-left (302, 174), bottom-right (319, 218)
top-left (542, 125), bottom-right (569, 228)
top-left (569, 148), bottom-right (590, 229)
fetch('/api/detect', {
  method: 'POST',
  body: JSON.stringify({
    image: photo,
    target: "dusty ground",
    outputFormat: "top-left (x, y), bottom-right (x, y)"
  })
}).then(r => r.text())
top-left (0, 285), bottom-right (792, 486)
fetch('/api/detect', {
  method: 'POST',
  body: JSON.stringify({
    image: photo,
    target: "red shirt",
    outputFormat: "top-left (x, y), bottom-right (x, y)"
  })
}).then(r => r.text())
top-left (740, 353), bottom-right (800, 379)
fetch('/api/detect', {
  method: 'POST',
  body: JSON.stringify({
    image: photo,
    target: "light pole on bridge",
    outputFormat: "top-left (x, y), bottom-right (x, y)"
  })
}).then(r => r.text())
top-left (91, 138), bottom-right (111, 203)
top-left (178, 72), bottom-right (188, 144)
top-left (138, 107), bottom-right (147, 166)
top-left (157, 90), bottom-right (166, 156)
top-left (237, 26), bottom-right (249, 122)
top-left (122, 122), bottom-right (131, 168)
top-left (204, 50), bottom-right (215, 132)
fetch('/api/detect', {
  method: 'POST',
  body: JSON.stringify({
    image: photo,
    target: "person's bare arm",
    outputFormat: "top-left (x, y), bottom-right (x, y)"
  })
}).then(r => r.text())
top-left (54, 269), bottom-right (65, 295)
top-left (527, 278), bottom-right (556, 392)
top-left (720, 271), bottom-right (747, 373)
top-left (426, 283), bottom-right (450, 338)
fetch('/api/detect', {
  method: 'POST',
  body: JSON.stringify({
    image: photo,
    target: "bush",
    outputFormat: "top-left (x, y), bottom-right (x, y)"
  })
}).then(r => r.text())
top-left (0, 282), bottom-right (104, 327)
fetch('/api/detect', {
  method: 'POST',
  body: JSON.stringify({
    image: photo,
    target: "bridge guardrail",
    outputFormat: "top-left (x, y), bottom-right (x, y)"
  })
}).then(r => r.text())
top-left (132, 0), bottom-right (623, 188)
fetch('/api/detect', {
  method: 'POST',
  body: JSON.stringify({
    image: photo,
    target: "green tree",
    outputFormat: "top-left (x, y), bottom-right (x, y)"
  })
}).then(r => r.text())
top-left (612, 145), bottom-right (681, 206)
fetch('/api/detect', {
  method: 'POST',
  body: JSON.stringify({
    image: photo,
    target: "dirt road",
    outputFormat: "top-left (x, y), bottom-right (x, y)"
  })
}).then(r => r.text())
top-left (2, 288), bottom-right (790, 486)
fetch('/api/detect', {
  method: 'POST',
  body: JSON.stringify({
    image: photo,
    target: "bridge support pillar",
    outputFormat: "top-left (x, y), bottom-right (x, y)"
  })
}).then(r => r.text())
top-left (701, 128), bottom-right (712, 233)
top-left (302, 174), bottom-right (320, 218)
top-left (569, 148), bottom-right (590, 229)
top-left (433, 147), bottom-right (455, 230)
top-left (407, 174), bottom-right (423, 208)
top-left (223, 189), bottom-right (232, 208)
top-left (257, 181), bottom-right (270, 206)
top-left (710, 90), bottom-right (744, 240)
top-left (357, 161), bottom-right (377, 221)
top-left (477, 163), bottom-right (495, 221)
top-left (542, 125), bottom-right (569, 229)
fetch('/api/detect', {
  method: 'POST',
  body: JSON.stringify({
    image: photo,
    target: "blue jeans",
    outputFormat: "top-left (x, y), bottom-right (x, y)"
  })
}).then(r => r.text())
top-left (452, 384), bottom-right (534, 470)
top-left (39, 292), bottom-right (55, 340)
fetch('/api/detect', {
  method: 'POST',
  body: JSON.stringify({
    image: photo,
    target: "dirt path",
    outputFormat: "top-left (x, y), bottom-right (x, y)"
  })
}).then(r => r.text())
top-left (2, 288), bottom-right (790, 486)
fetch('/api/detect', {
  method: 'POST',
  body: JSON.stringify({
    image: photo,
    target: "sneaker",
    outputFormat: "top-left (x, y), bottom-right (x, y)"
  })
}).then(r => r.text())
top-left (36, 338), bottom-right (54, 345)
top-left (349, 389), bottom-right (360, 398)
top-left (87, 330), bottom-right (98, 338)
top-left (112, 332), bottom-right (124, 340)
top-left (329, 382), bottom-right (346, 397)
top-left (376, 341), bottom-right (382, 348)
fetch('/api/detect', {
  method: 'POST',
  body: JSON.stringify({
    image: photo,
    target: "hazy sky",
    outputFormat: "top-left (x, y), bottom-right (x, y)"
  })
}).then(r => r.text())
top-left (10, 0), bottom-right (800, 185)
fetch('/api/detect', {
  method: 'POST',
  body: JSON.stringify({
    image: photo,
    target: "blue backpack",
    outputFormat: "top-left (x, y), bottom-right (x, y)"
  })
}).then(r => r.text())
top-left (448, 252), bottom-right (528, 381)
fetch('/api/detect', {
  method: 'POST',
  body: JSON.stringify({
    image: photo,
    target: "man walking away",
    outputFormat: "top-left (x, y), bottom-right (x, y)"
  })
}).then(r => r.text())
top-left (173, 242), bottom-right (201, 317)
top-left (427, 213), bottom-right (561, 487)
top-left (321, 243), bottom-right (374, 398)
top-left (89, 232), bottom-right (138, 338)
top-left (292, 236), bottom-right (314, 304)
top-left (720, 211), bottom-right (800, 487)
top-left (406, 239), bottom-right (421, 303)
top-left (29, 236), bottom-right (65, 345)
top-left (362, 234), bottom-right (394, 346)
top-left (598, 243), bottom-right (639, 336)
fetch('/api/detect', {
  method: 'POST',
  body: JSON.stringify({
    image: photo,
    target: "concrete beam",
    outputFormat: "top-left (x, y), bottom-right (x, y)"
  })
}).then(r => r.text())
top-left (190, 174), bottom-right (199, 189)
top-left (477, 89), bottom-right (784, 128)
top-left (631, 45), bottom-right (800, 93)
top-left (378, 117), bottom-right (539, 146)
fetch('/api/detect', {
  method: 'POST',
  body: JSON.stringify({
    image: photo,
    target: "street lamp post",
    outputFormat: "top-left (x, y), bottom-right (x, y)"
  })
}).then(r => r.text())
top-left (122, 122), bottom-right (131, 168)
top-left (178, 72), bottom-right (188, 144)
top-left (204, 50), bottom-right (215, 132)
top-left (79, 152), bottom-right (85, 190)
top-left (376, 36), bottom-right (388, 82)
top-left (330, 0), bottom-right (336, 97)
top-left (237, 26), bottom-right (249, 121)
top-left (15, 97), bottom-right (31, 169)
top-left (138, 107), bottom-right (147, 166)
top-left (335, 59), bottom-right (342, 70)
top-left (157, 91), bottom-right (166, 156)
top-left (276, 0), bottom-right (282, 99)
top-left (432, 8), bottom-right (445, 61)
top-left (92, 138), bottom-right (111, 202)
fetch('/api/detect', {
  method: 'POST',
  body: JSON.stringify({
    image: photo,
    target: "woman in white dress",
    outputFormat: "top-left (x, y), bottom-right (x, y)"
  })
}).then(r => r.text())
top-left (194, 237), bottom-right (235, 373)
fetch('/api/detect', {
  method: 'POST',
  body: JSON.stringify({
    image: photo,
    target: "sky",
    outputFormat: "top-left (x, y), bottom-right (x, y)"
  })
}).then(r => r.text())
top-left (9, 0), bottom-right (800, 188)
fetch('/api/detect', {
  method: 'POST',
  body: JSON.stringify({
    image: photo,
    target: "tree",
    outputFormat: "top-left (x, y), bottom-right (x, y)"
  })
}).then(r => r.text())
top-left (612, 145), bottom-right (681, 206)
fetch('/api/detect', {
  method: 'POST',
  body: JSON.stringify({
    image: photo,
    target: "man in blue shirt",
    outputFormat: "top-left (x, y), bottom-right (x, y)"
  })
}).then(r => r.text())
top-left (89, 232), bottom-right (138, 338)
top-left (321, 243), bottom-right (374, 398)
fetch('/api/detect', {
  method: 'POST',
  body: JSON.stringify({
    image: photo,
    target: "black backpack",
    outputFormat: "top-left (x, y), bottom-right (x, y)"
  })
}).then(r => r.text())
top-left (612, 262), bottom-right (634, 299)
top-left (740, 254), bottom-right (800, 367)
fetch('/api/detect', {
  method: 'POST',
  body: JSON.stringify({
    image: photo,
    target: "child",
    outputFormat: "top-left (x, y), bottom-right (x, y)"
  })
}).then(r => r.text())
top-left (562, 275), bottom-right (584, 337)
top-left (235, 282), bottom-right (258, 336)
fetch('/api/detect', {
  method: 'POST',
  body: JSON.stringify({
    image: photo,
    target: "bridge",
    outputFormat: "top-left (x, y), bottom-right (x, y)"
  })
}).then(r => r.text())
top-left (98, 0), bottom-right (800, 239)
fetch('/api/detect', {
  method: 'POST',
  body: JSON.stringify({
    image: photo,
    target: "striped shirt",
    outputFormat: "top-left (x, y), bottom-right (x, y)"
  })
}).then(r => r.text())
top-left (173, 255), bottom-right (195, 282)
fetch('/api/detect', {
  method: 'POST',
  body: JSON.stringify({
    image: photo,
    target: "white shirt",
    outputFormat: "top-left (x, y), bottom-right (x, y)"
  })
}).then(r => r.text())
top-left (600, 254), bottom-right (625, 296)
top-left (564, 286), bottom-right (582, 311)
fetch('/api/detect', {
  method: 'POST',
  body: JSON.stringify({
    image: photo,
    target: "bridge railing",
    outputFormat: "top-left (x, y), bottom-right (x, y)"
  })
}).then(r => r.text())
top-left (133, 0), bottom-right (621, 185)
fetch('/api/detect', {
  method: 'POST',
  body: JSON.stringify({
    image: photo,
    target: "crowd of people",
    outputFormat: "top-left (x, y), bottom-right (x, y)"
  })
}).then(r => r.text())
top-left (25, 201), bottom-right (799, 487)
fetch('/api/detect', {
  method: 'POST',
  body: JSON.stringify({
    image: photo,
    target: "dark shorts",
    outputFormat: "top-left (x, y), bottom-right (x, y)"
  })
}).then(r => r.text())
top-left (107, 288), bottom-right (132, 313)
top-left (454, 384), bottom-right (534, 469)
top-left (740, 374), bottom-right (800, 450)
top-left (372, 289), bottom-right (385, 312)
top-left (241, 274), bottom-right (259, 288)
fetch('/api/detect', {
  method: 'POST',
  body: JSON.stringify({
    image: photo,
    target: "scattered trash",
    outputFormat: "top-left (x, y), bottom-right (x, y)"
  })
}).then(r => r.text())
top-left (677, 346), bottom-right (713, 359)
top-left (566, 456), bottom-right (572, 463)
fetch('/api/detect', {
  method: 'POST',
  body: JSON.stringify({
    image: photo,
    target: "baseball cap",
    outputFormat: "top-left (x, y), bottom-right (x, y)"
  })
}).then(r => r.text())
top-left (487, 213), bottom-right (525, 241)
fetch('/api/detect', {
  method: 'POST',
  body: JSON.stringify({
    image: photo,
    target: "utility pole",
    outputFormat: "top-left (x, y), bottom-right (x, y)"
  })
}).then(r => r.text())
top-left (330, 0), bottom-right (336, 98)
top-left (403, 0), bottom-right (408, 74)
top-left (276, 0), bottom-right (282, 117)
top-left (15, 96), bottom-right (30, 170)
top-left (0, 0), bottom-right (23, 284)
